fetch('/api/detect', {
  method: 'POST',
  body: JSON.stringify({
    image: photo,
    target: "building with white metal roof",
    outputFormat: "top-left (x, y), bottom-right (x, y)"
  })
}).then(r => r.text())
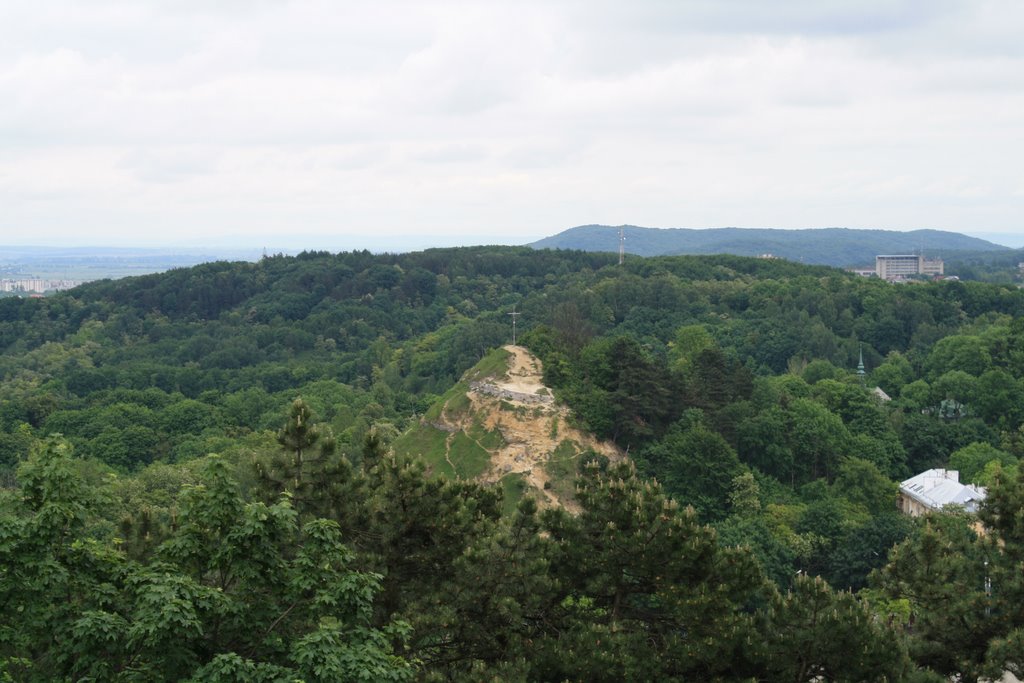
top-left (898, 468), bottom-right (986, 516)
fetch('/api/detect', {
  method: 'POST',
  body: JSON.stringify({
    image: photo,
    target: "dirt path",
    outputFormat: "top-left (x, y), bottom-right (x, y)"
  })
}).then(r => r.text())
top-left (443, 432), bottom-right (457, 474)
top-left (494, 345), bottom-right (546, 395)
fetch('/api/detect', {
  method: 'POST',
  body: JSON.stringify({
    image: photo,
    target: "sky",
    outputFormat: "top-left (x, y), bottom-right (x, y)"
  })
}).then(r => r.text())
top-left (2, 0), bottom-right (1023, 250)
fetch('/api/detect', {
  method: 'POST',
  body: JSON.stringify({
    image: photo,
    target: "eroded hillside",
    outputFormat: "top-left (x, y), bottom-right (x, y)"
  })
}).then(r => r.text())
top-left (394, 345), bottom-right (624, 512)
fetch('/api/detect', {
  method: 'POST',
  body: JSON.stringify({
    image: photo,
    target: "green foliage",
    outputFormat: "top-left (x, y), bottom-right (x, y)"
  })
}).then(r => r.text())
top-left (919, 416), bottom-right (998, 472)
top-left (975, 368), bottom-right (1024, 427)
top-left (828, 512), bottom-right (913, 591)
top-left (949, 442), bottom-right (1016, 484)
top-left (8, 244), bottom-right (1024, 679)
top-left (538, 461), bottom-right (767, 680)
top-left (640, 414), bottom-right (745, 520)
top-left (931, 369), bottom-right (978, 405)
top-left (359, 452), bottom-right (501, 622)
top-left (760, 574), bottom-right (910, 681)
top-left (577, 448), bottom-right (609, 474)
top-left (668, 323), bottom-right (714, 372)
top-left (834, 457), bottom-right (897, 513)
top-left (729, 471), bottom-right (762, 516)
top-left (874, 511), bottom-right (993, 679)
top-left (251, 398), bottom-right (363, 523)
top-left (0, 442), bottom-right (411, 682)
top-left (871, 351), bottom-right (915, 396)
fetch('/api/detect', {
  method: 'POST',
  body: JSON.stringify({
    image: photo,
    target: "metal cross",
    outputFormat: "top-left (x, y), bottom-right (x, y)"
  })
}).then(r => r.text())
top-left (509, 306), bottom-right (521, 345)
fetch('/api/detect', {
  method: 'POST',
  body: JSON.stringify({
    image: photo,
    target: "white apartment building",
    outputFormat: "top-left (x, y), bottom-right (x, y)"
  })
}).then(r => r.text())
top-left (875, 255), bottom-right (944, 281)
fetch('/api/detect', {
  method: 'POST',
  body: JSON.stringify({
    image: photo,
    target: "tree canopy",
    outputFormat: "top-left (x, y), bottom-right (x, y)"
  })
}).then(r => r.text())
top-left (4, 245), bottom-right (1024, 679)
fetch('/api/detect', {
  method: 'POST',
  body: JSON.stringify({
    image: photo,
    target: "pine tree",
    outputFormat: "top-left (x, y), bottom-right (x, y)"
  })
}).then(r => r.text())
top-left (873, 511), bottom-right (993, 680)
top-left (760, 574), bottom-right (910, 682)
top-left (254, 398), bottom-right (365, 526)
top-left (537, 461), bottom-right (766, 681)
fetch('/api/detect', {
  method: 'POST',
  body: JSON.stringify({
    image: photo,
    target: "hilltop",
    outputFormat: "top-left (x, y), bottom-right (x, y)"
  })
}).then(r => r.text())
top-left (393, 345), bottom-right (623, 513)
top-left (530, 225), bottom-right (1008, 267)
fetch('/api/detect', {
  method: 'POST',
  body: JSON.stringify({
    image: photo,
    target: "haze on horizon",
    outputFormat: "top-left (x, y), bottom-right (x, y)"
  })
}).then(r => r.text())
top-left (2, 1), bottom-right (1023, 251)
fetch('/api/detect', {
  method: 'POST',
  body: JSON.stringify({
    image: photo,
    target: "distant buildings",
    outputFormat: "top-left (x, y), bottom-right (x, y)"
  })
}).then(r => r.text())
top-left (898, 469), bottom-right (986, 516)
top-left (875, 255), bottom-right (944, 281)
top-left (0, 278), bottom-right (85, 293)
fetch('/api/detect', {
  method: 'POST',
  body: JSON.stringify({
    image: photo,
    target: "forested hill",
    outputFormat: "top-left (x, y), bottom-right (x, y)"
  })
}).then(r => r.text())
top-left (945, 245), bottom-right (1024, 283)
top-left (7, 245), bottom-right (1024, 679)
top-left (530, 224), bottom-right (1008, 266)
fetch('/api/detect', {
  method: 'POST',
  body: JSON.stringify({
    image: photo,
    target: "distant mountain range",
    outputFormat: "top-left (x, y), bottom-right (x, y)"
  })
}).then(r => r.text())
top-left (529, 225), bottom-right (1009, 267)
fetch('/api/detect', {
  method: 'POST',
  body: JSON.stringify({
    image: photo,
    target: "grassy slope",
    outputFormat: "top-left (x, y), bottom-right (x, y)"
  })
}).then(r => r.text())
top-left (394, 423), bottom-right (452, 476)
top-left (395, 346), bottom-right (512, 480)
top-left (545, 439), bottom-right (580, 504)
top-left (500, 474), bottom-right (528, 516)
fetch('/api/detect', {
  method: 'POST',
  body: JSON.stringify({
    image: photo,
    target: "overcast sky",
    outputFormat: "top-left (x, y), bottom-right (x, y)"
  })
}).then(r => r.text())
top-left (2, 0), bottom-right (1023, 250)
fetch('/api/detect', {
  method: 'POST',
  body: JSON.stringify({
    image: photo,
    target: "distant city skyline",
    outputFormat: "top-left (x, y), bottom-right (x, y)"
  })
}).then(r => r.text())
top-left (3, 1), bottom-right (1023, 249)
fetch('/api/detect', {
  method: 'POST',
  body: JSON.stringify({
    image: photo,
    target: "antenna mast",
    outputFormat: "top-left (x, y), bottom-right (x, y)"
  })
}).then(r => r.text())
top-left (508, 306), bottom-right (521, 345)
top-left (618, 227), bottom-right (625, 265)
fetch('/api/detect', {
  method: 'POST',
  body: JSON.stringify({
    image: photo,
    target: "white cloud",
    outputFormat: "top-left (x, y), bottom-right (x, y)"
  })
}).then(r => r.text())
top-left (1, 0), bottom-right (1023, 248)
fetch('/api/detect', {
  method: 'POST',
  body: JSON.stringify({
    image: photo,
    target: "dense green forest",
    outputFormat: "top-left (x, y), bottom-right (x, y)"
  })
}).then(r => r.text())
top-left (4, 246), bottom-right (1024, 680)
top-left (946, 247), bottom-right (1024, 284)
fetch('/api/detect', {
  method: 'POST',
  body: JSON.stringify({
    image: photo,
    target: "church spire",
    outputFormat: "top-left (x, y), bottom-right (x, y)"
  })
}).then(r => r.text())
top-left (857, 344), bottom-right (866, 385)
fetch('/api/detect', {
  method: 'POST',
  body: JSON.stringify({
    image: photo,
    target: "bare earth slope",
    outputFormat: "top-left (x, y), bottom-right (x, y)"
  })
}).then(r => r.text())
top-left (401, 345), bottom-right (624, 512)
